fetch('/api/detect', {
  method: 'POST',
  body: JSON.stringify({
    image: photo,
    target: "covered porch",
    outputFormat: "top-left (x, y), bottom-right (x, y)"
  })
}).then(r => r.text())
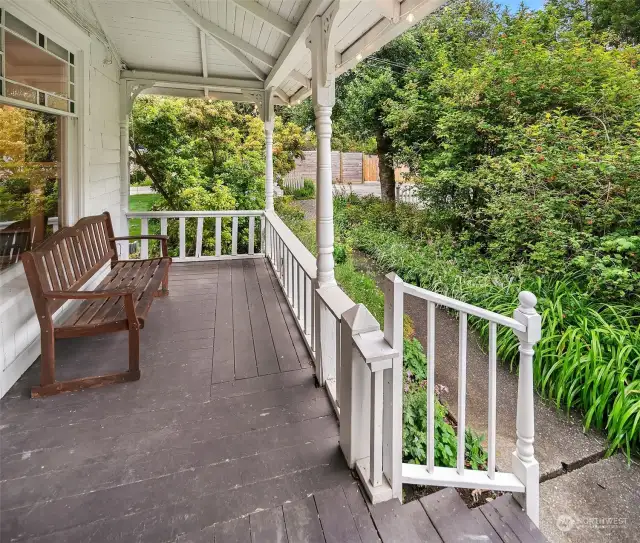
top-left (1, 256), bottom-right (542, 542)
top-left (1, 0), bottom-right (545, 540)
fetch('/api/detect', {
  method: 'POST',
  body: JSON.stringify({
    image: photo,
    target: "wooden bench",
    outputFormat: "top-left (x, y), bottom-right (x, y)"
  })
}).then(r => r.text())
top-left (21, 212), bottom-right (171, 398)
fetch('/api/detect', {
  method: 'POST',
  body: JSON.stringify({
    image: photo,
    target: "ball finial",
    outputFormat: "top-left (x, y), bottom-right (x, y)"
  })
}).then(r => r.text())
top-left (518, 291), bottom-right (537, 312)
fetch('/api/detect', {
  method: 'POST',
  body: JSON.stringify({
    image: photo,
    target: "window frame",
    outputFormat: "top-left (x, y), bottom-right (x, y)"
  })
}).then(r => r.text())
top-left (0, 8), bottom-right (77, 118)
top-left (0, 1), bottom-right (90, 281)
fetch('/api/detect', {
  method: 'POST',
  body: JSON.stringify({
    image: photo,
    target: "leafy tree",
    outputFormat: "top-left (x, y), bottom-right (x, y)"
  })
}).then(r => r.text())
top-left (382, 0), bottom-right (640, 299)
top-left (592, 0), bottom-right (640, 43)
top-left (130, 97), bottom-right (305, 211)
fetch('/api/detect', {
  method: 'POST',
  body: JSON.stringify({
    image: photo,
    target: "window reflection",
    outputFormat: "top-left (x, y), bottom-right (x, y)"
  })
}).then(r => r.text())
top-left (0, 105), bottom-right (62, 270)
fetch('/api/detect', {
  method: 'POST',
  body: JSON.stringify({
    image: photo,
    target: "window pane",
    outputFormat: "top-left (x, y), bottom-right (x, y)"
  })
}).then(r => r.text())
top-left (5, 31), bottom-right (69, 98)
top-left (5, 12), bottom-right (36, 43)
top-left (5, 81), bottom-right (37, 103)
top-left (0, 105), bottom-right (63, 271)
top-left (46, 38), bottom-right (69, 61)
top-left (46, 94), bottom-right (68, 112)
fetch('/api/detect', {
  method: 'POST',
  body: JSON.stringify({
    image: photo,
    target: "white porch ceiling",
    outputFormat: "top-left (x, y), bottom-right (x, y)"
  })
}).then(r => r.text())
top-left (88, 0), bottom-right (447, 102)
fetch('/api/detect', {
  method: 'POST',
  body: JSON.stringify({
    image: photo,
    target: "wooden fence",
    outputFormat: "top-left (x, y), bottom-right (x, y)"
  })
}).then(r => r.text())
top-left (280, 152), bottom-right (408, 188)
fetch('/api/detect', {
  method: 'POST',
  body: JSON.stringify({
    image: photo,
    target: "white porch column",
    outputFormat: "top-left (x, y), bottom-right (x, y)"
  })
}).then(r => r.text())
top-left (264, 121), bottom-right (274, 211)
top-left (262, 88), bottom-right (276, 212)
top-left (119, 117), bottom-right (130, 238)
top-left (119, 80), bottom-right (154, 257)
top-left (308, 12), bottom-right (338, 287)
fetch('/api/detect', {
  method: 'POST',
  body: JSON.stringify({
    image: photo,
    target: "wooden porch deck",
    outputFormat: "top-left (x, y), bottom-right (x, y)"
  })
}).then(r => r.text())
top-left (1, 259), bottom-right (545, 542)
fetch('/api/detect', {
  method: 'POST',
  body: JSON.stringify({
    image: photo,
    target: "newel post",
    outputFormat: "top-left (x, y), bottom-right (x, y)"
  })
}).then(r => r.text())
top-left (512, 291), bottom-right (541, 526)
top-left (339, 304), bottom-right (379, 468)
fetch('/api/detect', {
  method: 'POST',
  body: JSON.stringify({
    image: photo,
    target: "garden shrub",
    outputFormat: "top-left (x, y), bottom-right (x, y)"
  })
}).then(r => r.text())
top-left (282, 178), bottom-right (316, 200)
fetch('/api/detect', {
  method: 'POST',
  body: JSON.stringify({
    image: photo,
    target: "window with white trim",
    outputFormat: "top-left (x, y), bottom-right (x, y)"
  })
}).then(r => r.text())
top-left (0, 9), bottom-right (74, 272)
top-left (0, 8), bottom-right (76, 113)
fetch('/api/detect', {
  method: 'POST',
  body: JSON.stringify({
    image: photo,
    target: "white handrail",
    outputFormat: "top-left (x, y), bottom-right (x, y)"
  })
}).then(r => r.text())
top-left (403, 282), bottom-right (526, 332)
top-left (127, 210), bottom-right (263, 218)
top-left (263, 211), bottom-right (316, 278)
top-left (124, 210), bottom-right (264, 262)
top-left (400, 276), bottom-right (541, 524)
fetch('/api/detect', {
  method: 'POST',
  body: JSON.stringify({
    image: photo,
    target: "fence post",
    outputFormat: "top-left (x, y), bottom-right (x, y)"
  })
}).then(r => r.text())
top-left (339, 303), bottom-right (379, 468)
top-left (383, 273), bottom-right (404, 501)
top-left (512, 291), bottom-right (542, 526)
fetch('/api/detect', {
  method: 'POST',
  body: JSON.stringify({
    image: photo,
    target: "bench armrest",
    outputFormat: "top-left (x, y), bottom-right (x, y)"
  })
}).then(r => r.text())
top-left (110, 235), bottom-right (168, 257)
top-left (44, 288), bottom-right (136, 300)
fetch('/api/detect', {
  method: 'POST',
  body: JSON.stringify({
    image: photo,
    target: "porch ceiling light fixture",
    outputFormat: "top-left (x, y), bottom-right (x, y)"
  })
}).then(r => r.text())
top-left (406, 12), bottom-right (415, 22)
top-left (356, 53), bottom-right (363, 61)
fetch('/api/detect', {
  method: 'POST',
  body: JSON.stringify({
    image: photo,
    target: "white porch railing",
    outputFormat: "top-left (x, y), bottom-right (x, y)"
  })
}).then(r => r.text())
top-left (339, 273), bottom-right (541, 525)
top-left (125, 211), bottom-right (264, 262)
top-left (124, 209), bottom-right (541, 525)
top-left (262, 210), bottom-right (355, 415)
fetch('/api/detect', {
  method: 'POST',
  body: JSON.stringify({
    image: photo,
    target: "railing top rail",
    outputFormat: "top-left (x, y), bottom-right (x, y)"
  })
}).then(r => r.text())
top-left (403, 282), bottom-right (526, 332)
top-left (126, 210), bottom-right (265, 219)
top-left (316, 284), bottom-right (355, 320)
top-left (265, 210), bottom-right (317, 279)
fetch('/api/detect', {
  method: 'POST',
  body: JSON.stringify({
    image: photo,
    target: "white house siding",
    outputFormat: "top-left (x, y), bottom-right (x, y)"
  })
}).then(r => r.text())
top-left (0, 7), bottom-right (122, 397)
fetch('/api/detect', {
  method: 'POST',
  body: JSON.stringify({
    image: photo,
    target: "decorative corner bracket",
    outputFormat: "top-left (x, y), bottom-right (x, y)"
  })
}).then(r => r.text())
top-left (120, 79), bottom-right (156, 119)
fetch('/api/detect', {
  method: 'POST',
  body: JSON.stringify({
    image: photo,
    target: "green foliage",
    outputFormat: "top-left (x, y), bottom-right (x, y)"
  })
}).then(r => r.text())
top-left (335, 196), bottom-right (640, 457)
top-left (592, 0), bottom-right (640, 43)
top-left (130, 97), bottom-right (305, 211)
top-left (282, 178), bottom-right (316, 200)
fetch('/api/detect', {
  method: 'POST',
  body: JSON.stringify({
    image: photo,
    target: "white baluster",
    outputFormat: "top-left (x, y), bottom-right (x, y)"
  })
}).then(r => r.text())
top-left (512, 291), bottom-right (542, 526)
top-left (427, 300), bottom-right (436, 474)
top-left (160, 218), bottom-right (167, 237)
top-left (296, 261), bottom-right (301, 319)
top-left (140, 218), bottom-right (149, 259)
top-left (215, 217), bottom-right (221, 256)
top-left (248, 216), bottom-right (255, 255)
top-left (370, 369), bottom-right (383, 487)
top-left (457, 312), bottom-right (468, 476)
top-left (260, 216), bottom-right (265, 254)
top-left (231, 217), bottom-right (238, 256)
top-left (488, 322), bottom-right (497, 479)
top-left (195, 217), bottom-right (203, 259)
top-left (179, 218), bottom-right (186, 260)
top-left (303, 274), bottom-right (308, 334)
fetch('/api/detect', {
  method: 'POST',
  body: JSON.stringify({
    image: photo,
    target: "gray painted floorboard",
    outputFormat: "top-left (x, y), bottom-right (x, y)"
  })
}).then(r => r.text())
top-left (0, 258), bottom-right (546, 543)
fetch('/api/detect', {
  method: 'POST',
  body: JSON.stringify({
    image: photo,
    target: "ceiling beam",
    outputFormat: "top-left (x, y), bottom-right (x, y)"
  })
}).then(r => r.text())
top-left (274, 87), bottom-right (290, 104)
top-left (121, 70), bottom-right (264, 90)
top-left (289, 70), bottom-right (310, 88)
top-left (264, 0), bottom-right (325, 90)
top-left (339, 0), bottom-right (446, 74)
top-left (170, 0), bottom-right (277, 67)
top-left (230, 0), bottom-right (296, 37)
top-left (289, 0), bottom-right (446, 104)
top-left (217, 41), bottom-right (268, 80)
top-left (199, 30), bottom-right (209, 96)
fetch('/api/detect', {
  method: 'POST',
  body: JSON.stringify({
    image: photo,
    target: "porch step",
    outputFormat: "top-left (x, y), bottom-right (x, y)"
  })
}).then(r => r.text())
top-left (175, 485), bottom-right (548, 542)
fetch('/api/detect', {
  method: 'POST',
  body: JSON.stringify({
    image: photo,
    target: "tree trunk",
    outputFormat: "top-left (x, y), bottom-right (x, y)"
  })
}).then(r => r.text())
top-left (375, 126), bottom-right (395, 201)
top-left (131, 146), bottom-right (176, 208)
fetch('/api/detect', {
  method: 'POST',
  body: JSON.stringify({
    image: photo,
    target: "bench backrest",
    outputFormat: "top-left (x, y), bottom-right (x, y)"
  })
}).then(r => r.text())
top-left (22, 212), bottom-right (117, 315)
